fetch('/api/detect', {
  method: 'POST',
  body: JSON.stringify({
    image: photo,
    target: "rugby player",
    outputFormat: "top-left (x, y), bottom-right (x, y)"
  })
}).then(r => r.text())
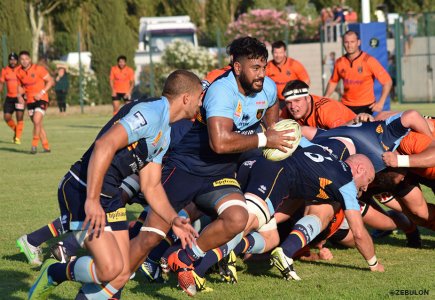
top-left (16, 51), bottom-right (54, 154)
top-left (0, 52), bottom-right (24, 144)
top-left (128, 36), bottom-right (293, 297)
top-left (110, 55), bottom-right (135, 114)
top-left (28, 70), bottom-right (201, 300)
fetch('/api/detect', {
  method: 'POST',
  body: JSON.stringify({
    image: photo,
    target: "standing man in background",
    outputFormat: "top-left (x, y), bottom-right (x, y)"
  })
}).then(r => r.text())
top-left (16, 51), bottom-right (54, 154)
top-left (110, 55), bottom-right (135, 115)
top-left (324, 30), bottom-right (392, 114)
top-left (266, 40), bottom-right (310, 117)
top-left (0, 52), bottom-right (24, 144)
top-left (54, 65), bottom-right (69, 114)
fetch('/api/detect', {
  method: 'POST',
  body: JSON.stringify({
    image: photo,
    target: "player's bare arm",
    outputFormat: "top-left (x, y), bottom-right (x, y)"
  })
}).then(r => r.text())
top-left (324, 81), bottom-right (338, 98)
top-left (345, 209), bottom-right (384, 272)
top-left (34, 74), bottom-right (54, 101)
top-left (83, 123), bottom-right (129, 235)
top-left (383, 141), bottom-right (435, 168)
top-left (207, 116), bottom-right (294, 154)
top-left (139, 162), bottom-right (198, 249)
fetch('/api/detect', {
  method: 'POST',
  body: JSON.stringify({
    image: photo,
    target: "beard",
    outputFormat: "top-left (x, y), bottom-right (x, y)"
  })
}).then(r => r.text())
top-left (239, 72), bottom-right (263, 95)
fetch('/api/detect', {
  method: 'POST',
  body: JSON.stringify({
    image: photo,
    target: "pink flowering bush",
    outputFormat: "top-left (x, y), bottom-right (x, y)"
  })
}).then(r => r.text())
top-left (226, 9), bottom-right (289, 45)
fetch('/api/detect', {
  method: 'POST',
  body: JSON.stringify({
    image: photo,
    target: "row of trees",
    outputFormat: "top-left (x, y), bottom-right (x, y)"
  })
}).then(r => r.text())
top-left (1, 0), bottom-right (433, 103)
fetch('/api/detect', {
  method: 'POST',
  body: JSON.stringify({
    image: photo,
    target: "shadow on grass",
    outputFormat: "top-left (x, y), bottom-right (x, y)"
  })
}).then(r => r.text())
top-left (0, 146), bottom-right (30, 154)
top-left (128, 273), bottom-right (180, 300)
top-left (298, 260), bottom-right (367, 271)
top-left (0, 269), bottom-right (32, 300)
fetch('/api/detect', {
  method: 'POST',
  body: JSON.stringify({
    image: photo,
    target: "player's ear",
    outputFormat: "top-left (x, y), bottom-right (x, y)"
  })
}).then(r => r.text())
top-left (182, 93), bottom-right (190, 105)
top-left (233, 61), bottom-right (242, 76)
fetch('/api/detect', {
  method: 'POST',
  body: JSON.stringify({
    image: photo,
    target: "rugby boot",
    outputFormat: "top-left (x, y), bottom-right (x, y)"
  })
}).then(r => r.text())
top-left (139, 257), bottom-right (165, 283)
top-left (17, 235), bottom-right (43, 266)
top-left (28, 258), bottom-right (58, 300)
top-left (218, 250), bottom-right (238, 284)
top-left (270, 247), bottom-right (301, 281)
top-left (168, 250), bottom-right (196, 296)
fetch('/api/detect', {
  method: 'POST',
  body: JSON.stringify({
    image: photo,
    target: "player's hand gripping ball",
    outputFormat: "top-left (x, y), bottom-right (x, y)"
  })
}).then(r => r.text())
top-left (263, 119), bottom-right (302, 161)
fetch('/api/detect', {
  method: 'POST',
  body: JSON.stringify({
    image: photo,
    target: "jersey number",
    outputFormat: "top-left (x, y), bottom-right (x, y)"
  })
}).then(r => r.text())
top-left (304, 151), bottom-right (333, 163)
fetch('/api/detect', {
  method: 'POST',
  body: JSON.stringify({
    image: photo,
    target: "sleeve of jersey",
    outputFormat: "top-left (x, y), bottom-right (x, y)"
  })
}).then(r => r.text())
top-left (385, 112), bottom-right (409, 135)
top-left (263, 77), bottom-right (277, 107)
top-left (0, 69), bottom-right (5, 82)
top-left (109, 68), bottom-right (115, 80)
top-left (329, 60), bottom-right (340, 83)
top-left (398, 132), bottom-right (432, 155)
top-left (152, 131), bottom-right (170, 164)
top-left (319, 100), bottom-right (356, 128)
top-left (294, 61), bottom-right (310, 83)
top-left (128, 68), bottom-right (135, 81)
top-left (338, 181), bottom-right (360, 211)
top-left (203, 82), bottom-right (236, 119)
top-left (368, 57), bottom-right (392, 85)
top-left (119, 104), bottom-right (154, 144)
top-left (39, 66), bottom-right (49, 79)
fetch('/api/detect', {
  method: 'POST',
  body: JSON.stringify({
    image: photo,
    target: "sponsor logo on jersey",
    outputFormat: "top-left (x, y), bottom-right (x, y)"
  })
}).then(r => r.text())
top-left (256, 109), bottom-right (264, 120)
top-left (235, 101), bottom-right (242, 117)
top-left (358, 66), bottom-right (363, 73)
top-left (376, 124), bottom-right (383, 134)
top-left (106, 207), bottom-right (127, 222)
top-left (213, 178), bottom-right (240, 188)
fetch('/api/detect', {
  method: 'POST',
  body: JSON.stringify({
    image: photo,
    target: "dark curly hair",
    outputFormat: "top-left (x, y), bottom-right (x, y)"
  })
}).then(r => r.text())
top-left (227, 37), bottom-right (268, 64)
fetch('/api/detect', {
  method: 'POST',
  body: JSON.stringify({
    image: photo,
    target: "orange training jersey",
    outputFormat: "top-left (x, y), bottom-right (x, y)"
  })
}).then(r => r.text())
top-left (266, 57), bottom-right (310, 101)
top-left (110, 65), bottom-right (134, 94)
top-left (329, 51), bottom-right (391, 107)
top-left (292, 94), bottom-right (356, 129)
top-left (398, 131), bottom-right (435, 179)
top-left (16, 64), bottom-right (50, 103)
top-left (0, 65), bottom-right (19, 97)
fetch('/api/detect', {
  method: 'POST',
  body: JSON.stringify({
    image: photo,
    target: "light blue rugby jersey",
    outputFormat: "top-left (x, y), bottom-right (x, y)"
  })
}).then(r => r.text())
top-left (119, 97), bottom-right (171, 164)
top-left (168, 71), bottom-right (277, 176)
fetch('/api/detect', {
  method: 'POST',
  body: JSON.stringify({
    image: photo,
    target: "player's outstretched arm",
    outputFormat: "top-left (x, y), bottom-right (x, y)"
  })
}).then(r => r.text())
top-left (139, 162), bottom-right (198, 249)
top-left (345, 209), bottom-right (384, 272)
top-left (207, 116), bottom-right (294, 154)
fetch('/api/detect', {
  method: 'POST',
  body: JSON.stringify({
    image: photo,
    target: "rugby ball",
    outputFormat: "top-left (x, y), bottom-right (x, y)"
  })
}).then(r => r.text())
top-left (263, 119), bottom-right (302, 161)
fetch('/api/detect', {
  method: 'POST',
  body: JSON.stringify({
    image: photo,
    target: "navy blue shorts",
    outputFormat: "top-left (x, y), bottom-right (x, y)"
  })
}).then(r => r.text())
top-left (58, 172), bottom-right (128, 232)
top-left (162, 165), bottom-right (243, 216)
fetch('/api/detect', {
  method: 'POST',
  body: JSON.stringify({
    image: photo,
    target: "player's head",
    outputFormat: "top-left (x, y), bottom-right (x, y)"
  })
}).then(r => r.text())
top-left (8, 52), bottom-right (18, 67)
top-left (345, 154), bottom-right (375, 196)
top-left (271, 40), bottom-right (287, 65)
top-left (343, 30), bottom-right (361, 55)
top-left (283, 80), bottom-right (311, 120)
top-left (117, 55), bottom-right (127, 68)
top-left (18, 50), bottom-right (32, 69)
top-left (229, 37), bottom-right (268, 95)
top-left (163, 69), bottom-right (203, 120)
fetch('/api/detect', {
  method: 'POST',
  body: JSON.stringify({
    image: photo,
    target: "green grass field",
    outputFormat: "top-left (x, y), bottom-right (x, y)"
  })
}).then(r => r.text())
top-left (0, 104), bottom-right (434, 299)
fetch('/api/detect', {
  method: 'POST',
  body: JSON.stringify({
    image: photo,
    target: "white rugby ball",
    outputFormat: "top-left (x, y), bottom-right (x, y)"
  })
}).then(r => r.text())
top-left (263, 119), bottom-right (302, 161)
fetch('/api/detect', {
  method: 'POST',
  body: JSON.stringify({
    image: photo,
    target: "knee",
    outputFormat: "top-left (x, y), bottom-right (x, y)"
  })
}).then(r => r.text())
top-left (96, 260), bottom-right (124, 282)
top-left (221, 206), bottom-right (249, 235)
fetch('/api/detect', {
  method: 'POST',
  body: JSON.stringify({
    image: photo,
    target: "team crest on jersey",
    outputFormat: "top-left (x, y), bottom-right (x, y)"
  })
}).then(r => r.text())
top-left (358, 66), bottom-right (363, 73)
top-left (31, 73), bottom-right (36, 78)
top-left (286, 70), bottom-right (291, 76)
top-left (376, 124), bottom-right (383, 134)
top-left (196, 111), bottom-right (206, 124)
top-left (235, 101), bottom-right (242, 117)
top-left (340, 69), bottom-right (346, 76)
top-left (152, 131), bottom-right (162, 146)
top-left (256, 109), bottom-right (264, 120)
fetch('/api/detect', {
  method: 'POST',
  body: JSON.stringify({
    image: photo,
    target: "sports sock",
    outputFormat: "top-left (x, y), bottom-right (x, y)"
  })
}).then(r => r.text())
top-left (178, 243), bottom-right (205, 265)
top-left (148, 235), bottom-right (174, 262)
top-left (27, 217), bottom-right (66, 246)
top-left (281, 215), bottom-right (322, 258)
top-left (62, 233), bottom-right (81, 257)
top-left (16, 121), bottom-right (24, 139)
top-left (31, 135), bottom-right (39, 147)
top-left (48, 256), bottom-right (101, 284)
top-left (80, 283), bottom-right (118, 300)
top-left (233, 231), bottom-right (266, 256)
top-left (162, 242), bottom-right (182, 260)
top-left (6, 119), bottom-right (16, 131)
top-left (193, 232), bottom-right (243, 277)
top-left (42, 139), bottom-right (50, 150)
top-left (129, 210), bottom-right (148, 239)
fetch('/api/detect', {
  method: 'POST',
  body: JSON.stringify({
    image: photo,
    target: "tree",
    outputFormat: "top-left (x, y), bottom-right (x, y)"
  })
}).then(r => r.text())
top-left (25, 0), bottom-right (65, 62)
top-left (0, 0), bottom-right (32, 63)
top-left (88, 0), bottom-right (136, 104)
